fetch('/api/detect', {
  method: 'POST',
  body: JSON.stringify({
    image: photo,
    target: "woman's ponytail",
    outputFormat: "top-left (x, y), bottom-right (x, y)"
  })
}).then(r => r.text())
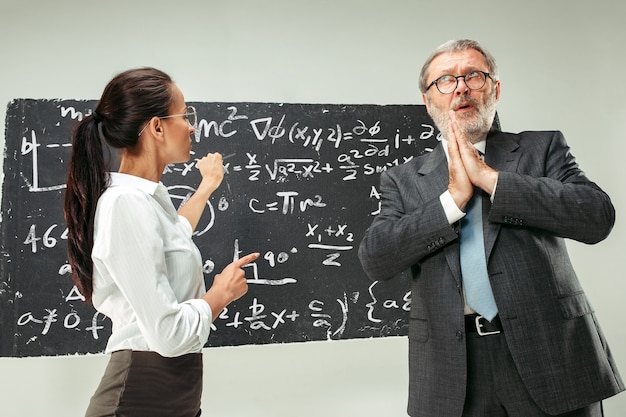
top-left (64, 113), bottom-right (108, 301)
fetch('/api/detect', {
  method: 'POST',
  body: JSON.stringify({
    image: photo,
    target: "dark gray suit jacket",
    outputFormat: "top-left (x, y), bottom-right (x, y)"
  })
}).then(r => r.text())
top-left (358, 129), bottom-right (624, 416)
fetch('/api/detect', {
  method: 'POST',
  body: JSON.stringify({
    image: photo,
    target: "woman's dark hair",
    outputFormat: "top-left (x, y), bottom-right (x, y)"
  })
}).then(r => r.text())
top-left (64, 67), bottom-right (174, 301)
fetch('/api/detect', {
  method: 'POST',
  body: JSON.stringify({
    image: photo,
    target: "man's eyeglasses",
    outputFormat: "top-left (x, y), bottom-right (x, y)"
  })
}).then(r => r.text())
top-left (426, 71), bottom-right (494, 95)
top-left (138, 105), bottom-right (197, 137)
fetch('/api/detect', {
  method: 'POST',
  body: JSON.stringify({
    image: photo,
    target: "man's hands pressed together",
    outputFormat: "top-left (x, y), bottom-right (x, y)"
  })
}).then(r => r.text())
top-left (447, 110), bottom-right (499, 211)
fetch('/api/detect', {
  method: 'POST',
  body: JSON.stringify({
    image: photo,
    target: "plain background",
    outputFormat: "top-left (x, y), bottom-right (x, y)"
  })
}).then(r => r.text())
top-left (1, 1), bottom-right (625, 416)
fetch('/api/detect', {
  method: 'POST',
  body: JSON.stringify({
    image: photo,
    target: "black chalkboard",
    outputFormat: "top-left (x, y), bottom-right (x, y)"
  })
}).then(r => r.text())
top-left (1, 99), bottom-right (444, 357)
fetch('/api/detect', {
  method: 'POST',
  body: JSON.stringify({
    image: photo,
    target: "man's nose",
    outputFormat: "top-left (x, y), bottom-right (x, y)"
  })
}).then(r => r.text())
top-left (455, 76), bottom-right (470, 94)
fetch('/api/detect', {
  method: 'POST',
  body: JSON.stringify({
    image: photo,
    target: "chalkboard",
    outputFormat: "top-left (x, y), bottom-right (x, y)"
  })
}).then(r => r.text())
top-left (1, 99), bottom-right (443, 357)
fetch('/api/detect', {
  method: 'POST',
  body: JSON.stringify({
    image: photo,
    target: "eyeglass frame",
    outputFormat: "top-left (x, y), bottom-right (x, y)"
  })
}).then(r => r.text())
top-left (137, 105), bottom-right (197, 137)
top-left (425, 71), bottom-right (495, 95)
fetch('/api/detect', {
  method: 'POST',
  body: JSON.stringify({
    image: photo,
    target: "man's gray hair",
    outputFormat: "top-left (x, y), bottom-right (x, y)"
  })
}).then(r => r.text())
top-left (418, 39), bottom-right (499, 93)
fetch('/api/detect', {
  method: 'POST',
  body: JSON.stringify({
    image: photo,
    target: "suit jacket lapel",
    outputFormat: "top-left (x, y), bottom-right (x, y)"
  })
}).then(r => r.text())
top-left (416, 144), bottom-right (449, 200)
top-left (484, 131), bottom-right (521, 260)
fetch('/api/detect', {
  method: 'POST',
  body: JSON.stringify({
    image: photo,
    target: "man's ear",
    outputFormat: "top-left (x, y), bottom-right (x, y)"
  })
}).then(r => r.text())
top-left (422, 92), bottom-right (432, 115)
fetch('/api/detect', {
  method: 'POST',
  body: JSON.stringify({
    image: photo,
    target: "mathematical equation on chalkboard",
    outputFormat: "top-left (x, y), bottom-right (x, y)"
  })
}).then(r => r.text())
top-left (0, 100), bottom-right (441, 357)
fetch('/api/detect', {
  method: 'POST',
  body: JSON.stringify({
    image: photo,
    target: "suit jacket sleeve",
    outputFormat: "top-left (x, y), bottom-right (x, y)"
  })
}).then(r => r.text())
top-left (488, 130), bottom-right (615, 244)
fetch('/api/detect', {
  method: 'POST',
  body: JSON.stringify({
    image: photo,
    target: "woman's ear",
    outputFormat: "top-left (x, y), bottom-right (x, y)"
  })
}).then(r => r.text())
top-left (154, 117), bottom-right (164, 134)
top-left (147, 117), bottom-right (166, 143)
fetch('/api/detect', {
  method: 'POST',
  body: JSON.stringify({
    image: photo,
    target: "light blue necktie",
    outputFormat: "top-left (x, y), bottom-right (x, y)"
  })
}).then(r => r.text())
top-left (460, 190), bottom-right (498, 320)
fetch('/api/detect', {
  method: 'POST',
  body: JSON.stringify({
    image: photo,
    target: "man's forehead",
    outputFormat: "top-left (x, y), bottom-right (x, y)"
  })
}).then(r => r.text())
top-left (429, 49), bottom-right (488, 75)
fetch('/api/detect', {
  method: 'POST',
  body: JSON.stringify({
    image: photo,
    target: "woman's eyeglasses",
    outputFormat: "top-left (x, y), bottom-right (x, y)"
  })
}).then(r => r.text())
top-left (138, 105), bottom-right (197, 137)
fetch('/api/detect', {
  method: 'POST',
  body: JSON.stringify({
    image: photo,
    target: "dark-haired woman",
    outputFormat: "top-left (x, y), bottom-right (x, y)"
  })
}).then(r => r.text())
top-left (64, 67), bottom-right (259, 417)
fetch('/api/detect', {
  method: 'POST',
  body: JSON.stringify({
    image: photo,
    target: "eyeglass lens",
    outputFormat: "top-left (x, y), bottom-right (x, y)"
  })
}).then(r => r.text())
top-left (186, 106), bottom-right (197, 128)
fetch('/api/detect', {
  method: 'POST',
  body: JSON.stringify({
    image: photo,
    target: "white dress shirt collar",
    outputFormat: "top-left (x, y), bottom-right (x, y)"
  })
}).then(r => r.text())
top-left (440, 138), bottom-right (486, 161)
top-left (108, 172), bottom-right (177, 218)
top-left (109, 172), bottom-right (159, 195)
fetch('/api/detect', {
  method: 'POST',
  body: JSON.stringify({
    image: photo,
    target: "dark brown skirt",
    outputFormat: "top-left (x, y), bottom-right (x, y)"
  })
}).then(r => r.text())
top-left (85, 350), bottom-right (203, 417)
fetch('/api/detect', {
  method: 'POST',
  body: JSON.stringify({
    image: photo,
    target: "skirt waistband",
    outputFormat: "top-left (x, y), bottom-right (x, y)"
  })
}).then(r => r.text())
top-left (85, 350), bottom-right (203, 417)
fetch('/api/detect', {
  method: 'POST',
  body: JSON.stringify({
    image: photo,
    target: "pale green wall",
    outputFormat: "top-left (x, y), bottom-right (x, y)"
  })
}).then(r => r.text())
top-left (1, 0), bottom-right (625, 415)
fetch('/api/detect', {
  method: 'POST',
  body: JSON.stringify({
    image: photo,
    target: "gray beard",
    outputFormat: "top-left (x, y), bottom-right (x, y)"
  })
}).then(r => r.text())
top-left (429, 90), bottom-right (498, 144)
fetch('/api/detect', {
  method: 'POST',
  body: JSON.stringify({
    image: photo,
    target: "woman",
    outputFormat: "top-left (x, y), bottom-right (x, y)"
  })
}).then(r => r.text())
top-left (64, 67), bottom-right (259, 416)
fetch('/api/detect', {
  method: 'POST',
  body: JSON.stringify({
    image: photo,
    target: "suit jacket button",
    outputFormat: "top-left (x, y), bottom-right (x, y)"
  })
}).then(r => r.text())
top-left (455, 330), bottom-right (464, 341)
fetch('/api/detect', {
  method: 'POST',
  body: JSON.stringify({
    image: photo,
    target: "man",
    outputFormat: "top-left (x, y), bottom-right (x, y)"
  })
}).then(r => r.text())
top-left (358, 39), bottom-right (624, 417)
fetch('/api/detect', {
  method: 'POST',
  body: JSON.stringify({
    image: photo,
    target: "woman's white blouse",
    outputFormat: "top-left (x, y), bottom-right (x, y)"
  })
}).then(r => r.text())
top-left (91, 172), bottom-right (212, 357)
